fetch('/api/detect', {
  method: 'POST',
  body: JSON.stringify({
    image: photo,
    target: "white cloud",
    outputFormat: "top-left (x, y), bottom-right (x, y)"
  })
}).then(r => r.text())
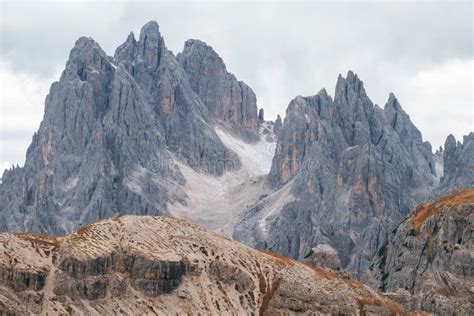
top-left (395, 59), bottom-right (474, 149)
top-left (0, 62), bottom-right (61, 165)
top-left (0, 2), bottom-right (472, 166)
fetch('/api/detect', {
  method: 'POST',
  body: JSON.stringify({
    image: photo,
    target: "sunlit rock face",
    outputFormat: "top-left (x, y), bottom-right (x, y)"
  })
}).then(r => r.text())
top-left (0, 216), bottom-right (404, 315)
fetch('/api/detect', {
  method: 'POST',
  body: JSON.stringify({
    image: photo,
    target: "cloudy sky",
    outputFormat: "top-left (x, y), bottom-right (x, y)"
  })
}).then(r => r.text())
top-left (1, 1), bottom-right (473, 173)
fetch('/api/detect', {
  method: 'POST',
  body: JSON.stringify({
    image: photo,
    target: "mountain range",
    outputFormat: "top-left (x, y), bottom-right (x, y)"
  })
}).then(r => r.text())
top-left (0, 21), bottom-right (472, 315)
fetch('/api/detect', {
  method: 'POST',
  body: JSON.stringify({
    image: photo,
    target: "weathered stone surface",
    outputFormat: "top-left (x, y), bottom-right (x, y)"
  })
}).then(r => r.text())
top-left (177, 39), bottom-right (259, 141)
top-left (302, 244), bottom-right (342, 271)
top-left (0, 21), bottom-right (245, 235)
top-left (115, 23), bottom-right (239, 170)
top-left (438, 133), bottom-right (474, 194)
top-left (366, 189), bottom-right (474, 315)
top-left (235, 72), bottom-right (437, 278)
top-left (0, 216), bottom-right (403, 315)
top-left (273, 114), bottom-right (283, 135)
top-left (258, 108), bottom-right (265, 125)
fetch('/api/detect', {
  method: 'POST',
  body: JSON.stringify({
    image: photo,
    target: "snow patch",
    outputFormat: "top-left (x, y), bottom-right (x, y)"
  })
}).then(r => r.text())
top-left (169, 160), bottom-right (270, 236)
top-left (124, 166), bottom-right (147, 194)
top-left (215, 127), bottom-right (275, 176)
top-left (63, 176), bottom-right (78, 191)
top-left (433, 153), bottom-right (444, 184)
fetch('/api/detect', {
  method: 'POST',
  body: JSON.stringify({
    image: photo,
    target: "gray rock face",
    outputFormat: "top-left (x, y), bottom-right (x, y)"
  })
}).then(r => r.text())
top-left (302, 244), bottom-right (342, 271)
top-left (438, 133), bottom-right (474, 194)
top-left (273, 114), bottom-right (283, 135)
top-left (0, 21), bottom-right (249, 235)
top-left (177, 39), bottom-right (259, 141)
top-left (234, 72), bottom-right (437, 278)
top-left (258, 108), bottom-right (265, 125)
top-left (365, 189), bottom-right (474, 314)
top-left (114, 22), bottom-right (238, 171)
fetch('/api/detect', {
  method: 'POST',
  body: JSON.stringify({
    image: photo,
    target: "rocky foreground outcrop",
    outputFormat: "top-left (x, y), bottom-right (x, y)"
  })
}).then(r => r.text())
top-left (366, 189), bottom-right (474, 315)
top-left (0, 216), bottom-right (408, 315)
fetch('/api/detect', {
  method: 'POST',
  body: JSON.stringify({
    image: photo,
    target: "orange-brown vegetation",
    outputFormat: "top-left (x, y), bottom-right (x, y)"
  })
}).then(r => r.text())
top-left (411, 189), bottom-right (474, 232)
top-left (355, 295), bottom-right (403, 314)
top-left (344, 279), bottom-right (365, 289)
top-left (407, 312), bottom-right (431, 316)
top-left (111, 215), bottom-right (123, 222)
top-left (256, 249), bottom-right (295, 267)
top-left (15, 232), bottom-right (60, 249)
top-left (69, 222), bottom-right (96, 242)
top-left (312, 266), bottom-right (338, 280)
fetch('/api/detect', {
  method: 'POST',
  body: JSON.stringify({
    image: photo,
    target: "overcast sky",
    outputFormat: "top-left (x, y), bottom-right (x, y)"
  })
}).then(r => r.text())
top-left (1, 1), bottom-right (473, 173)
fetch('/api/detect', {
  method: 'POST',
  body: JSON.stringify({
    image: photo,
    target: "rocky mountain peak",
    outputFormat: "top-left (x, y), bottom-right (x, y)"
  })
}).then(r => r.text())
top-left (240, 71), bottom-right (438, 279)
top-left (181, 39), bottom-right (226, 72)
top-left (114, 32), bottom-right (138, 64)
top-left (385, 92), bottom-right (401, 111)
top-left (137, 20), bottom-right (164, 70)
top-left (335, 70), bottom-right (368, 105)
top-left (258, 108), bottom-right (265, 124)
top-left (66, 36), bottom-right (113, 81)
top-left (273, 114), bottom-right (283, 134)
top-left (69, 36), bottom-right (103, 57)
top-left (0, 20), bottom-right (243, 235)
top-left (177, 37), bottom-right (259, 141)
top-left (444, 133), bottom-right (457, 151)
top-left (114, 20), bottom-right (166, 72)
top-left (439, 133), bottom-right (474, 193)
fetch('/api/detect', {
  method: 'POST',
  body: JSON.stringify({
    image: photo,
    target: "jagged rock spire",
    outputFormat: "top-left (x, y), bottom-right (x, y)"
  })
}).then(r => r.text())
top-left (177, 38), bottom-right (259, 141)
top-left (440, 133), bottom-right (474, 192)
top-left (274, 114), bottom-right (283, 134)
top-left (258, 108), bottom-right (265, 124)
top-left (240, 71), bottom-right (437, 279)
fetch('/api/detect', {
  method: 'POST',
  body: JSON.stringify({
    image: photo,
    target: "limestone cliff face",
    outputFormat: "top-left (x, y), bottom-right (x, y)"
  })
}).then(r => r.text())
top-left (438, 133), bottom-right (474, 194)
top-left (0, 35), bottom-right (179, 235)
top-left (0, 21), bottom-right (257, 235)
top-left (113, 22), bottom-right (238, 168)
top-left (0, 216), bottom-right (404, 315)
top-left (235, 72), bottom-right (437, 277)
top-left (177, 39), bottom-right (259, 141)
top-left (366, 189), bottom-right (474, 315)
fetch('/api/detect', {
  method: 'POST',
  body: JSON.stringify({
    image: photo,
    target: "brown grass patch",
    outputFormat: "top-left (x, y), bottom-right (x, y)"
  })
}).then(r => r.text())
top-left (411, 189), bottom-right (474, 232)
top-left (355, 295), bottom-right (403, 314)
top-left (344, 279), bottom-right (366, 289)
top-left (111, 215), bottom-right (122, 222)
top-left (76, 223), bottom-right (94, 235)
top-left (69, 223), bottom-right (96, 242)
top-left (312, 266), bottom-right (338, 280)
top-left (15, 232), bottom-right (60, 249)
top-left (256, 249), bottom-right (295, 267)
